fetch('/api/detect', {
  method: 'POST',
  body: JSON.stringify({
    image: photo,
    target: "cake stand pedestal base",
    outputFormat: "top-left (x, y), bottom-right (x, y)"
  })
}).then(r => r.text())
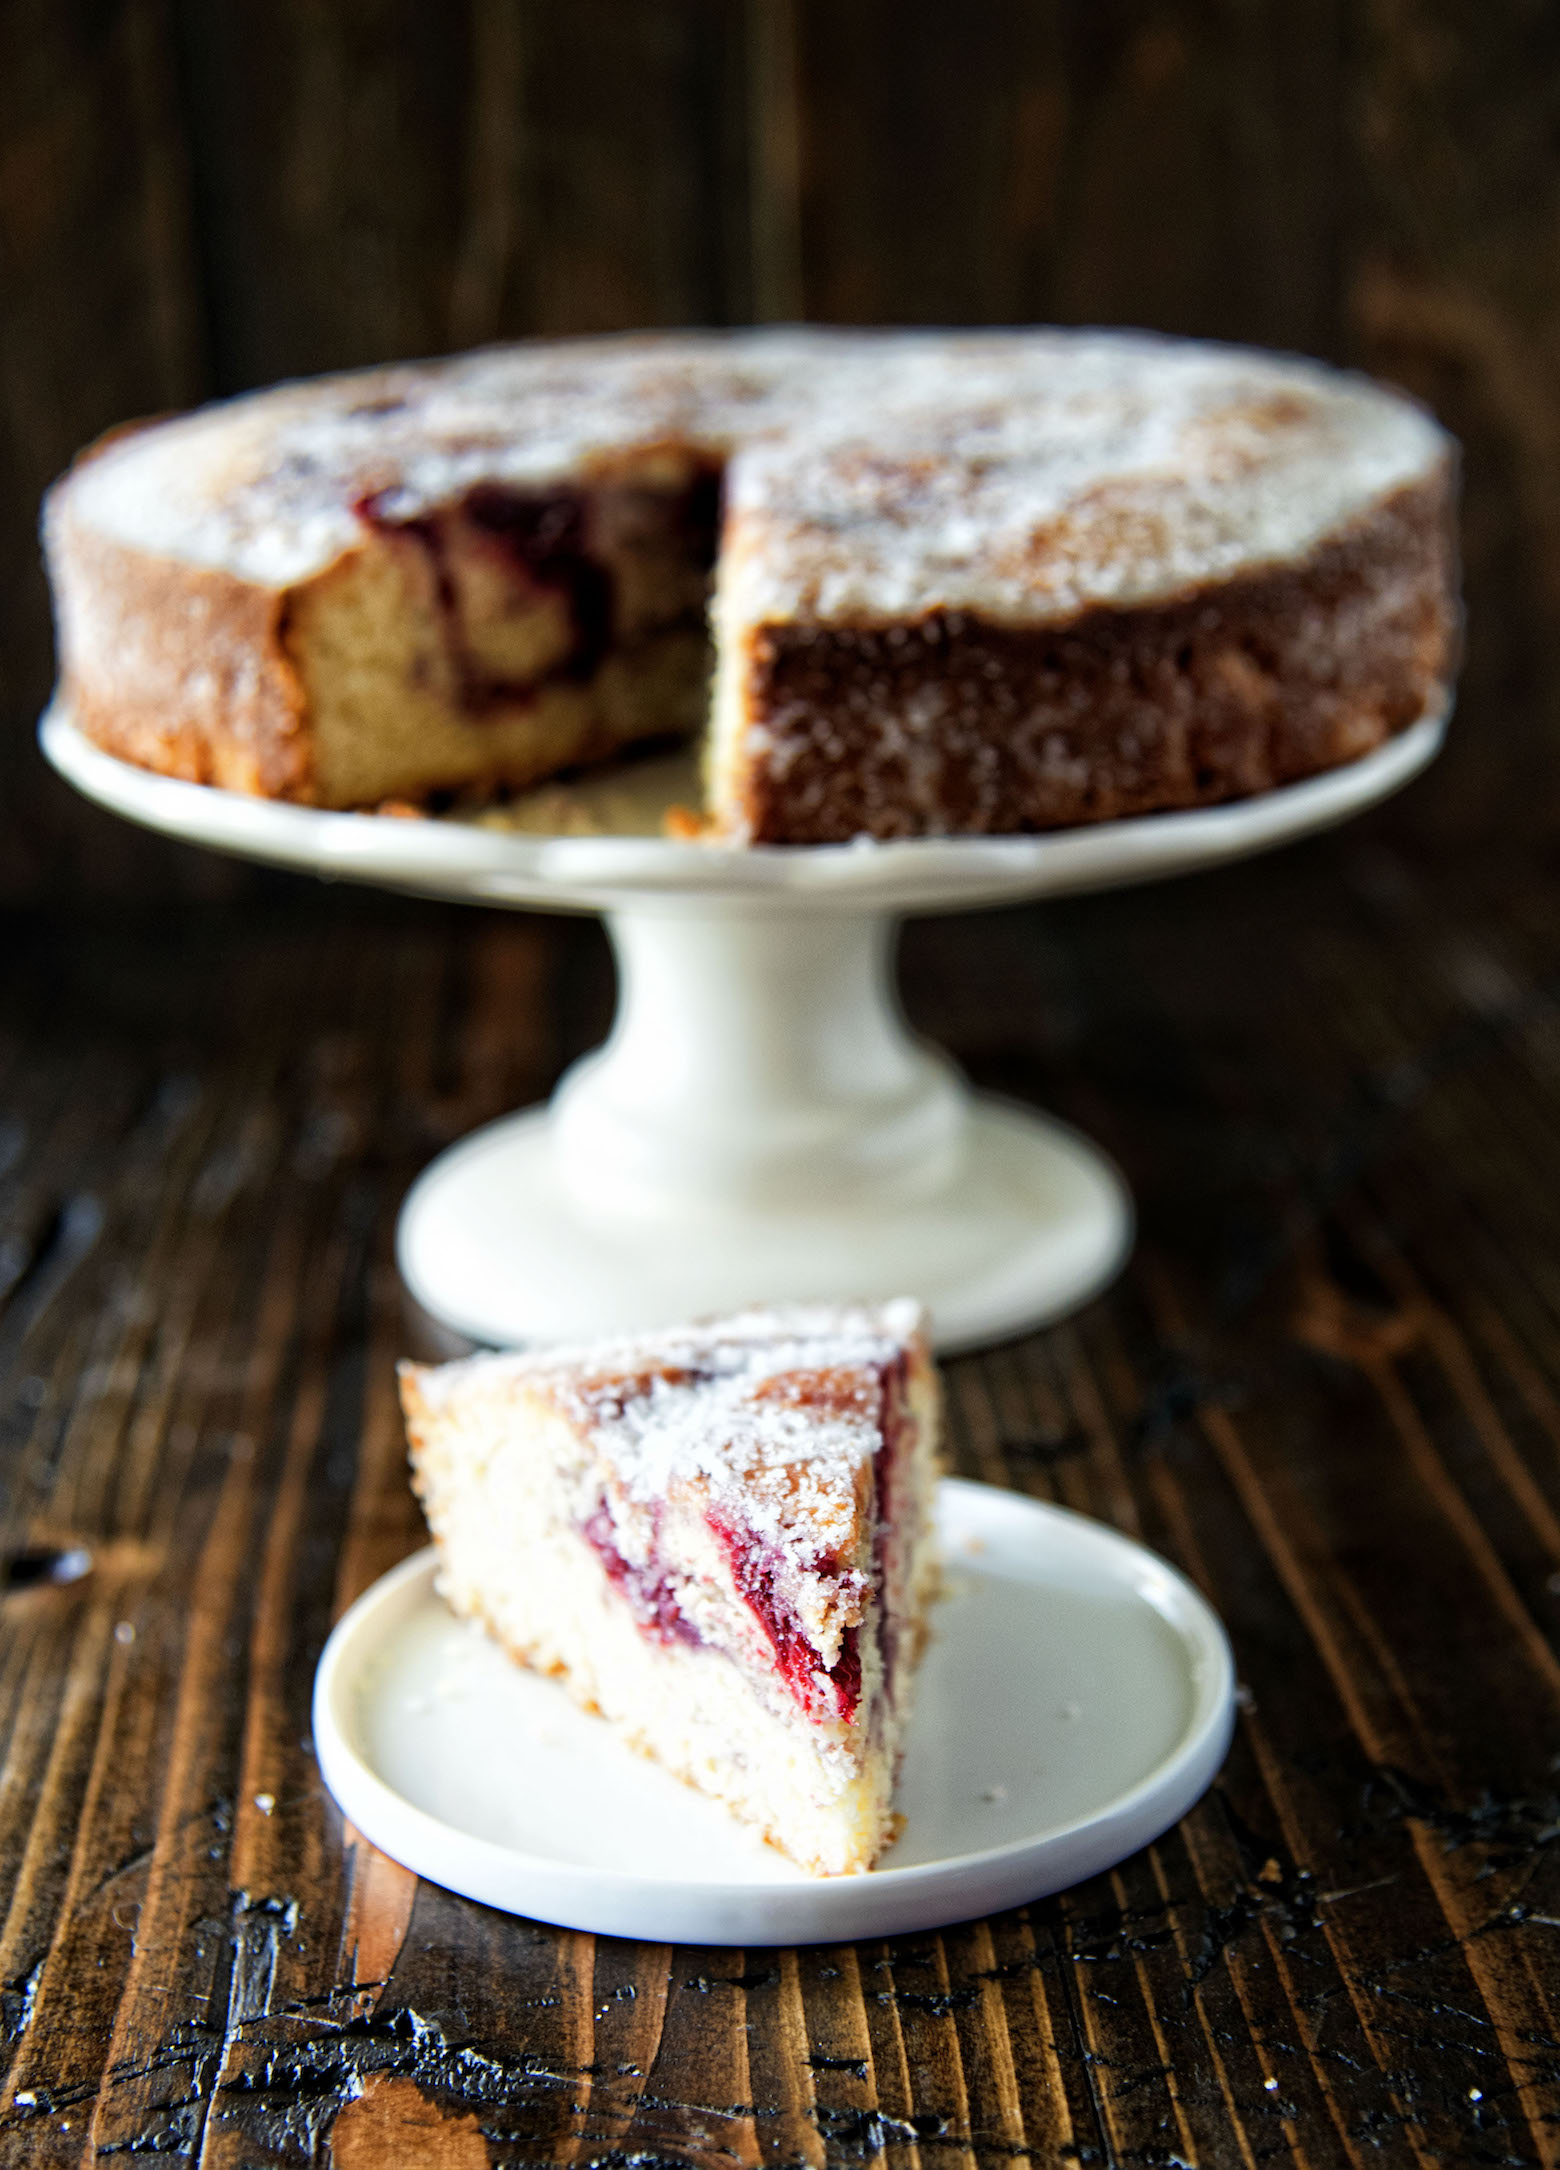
top-left (396, 906), bottom-right (1131, 1353)
top-left (398, 1099), bottom-right (1130, 1356)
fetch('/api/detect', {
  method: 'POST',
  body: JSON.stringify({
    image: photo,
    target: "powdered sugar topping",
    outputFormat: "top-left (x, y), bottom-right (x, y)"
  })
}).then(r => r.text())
top-left (411, 1299), bottom-right (923, 1555)
top-left (59, 328), bottom-right (1448, 622)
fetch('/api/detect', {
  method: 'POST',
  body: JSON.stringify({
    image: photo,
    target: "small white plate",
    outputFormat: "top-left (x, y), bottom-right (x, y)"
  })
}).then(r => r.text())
top-left (313, 1480), bottom-right (1234, 1944)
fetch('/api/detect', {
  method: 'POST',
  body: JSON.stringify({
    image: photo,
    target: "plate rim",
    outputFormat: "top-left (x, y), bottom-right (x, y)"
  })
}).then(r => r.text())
top-left (42, 694), bottom-right (1447, 914)
top-left (312, 1479), bottom-right (1236, 1934)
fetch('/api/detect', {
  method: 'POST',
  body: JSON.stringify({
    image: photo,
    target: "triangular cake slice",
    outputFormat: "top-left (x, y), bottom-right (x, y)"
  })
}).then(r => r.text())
top-left (398, 1300), bottom-right (940, 1874)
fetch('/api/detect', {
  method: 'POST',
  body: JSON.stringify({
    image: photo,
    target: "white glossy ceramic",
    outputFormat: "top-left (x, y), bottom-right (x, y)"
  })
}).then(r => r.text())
top-left (311, 1478), bottom-right (1237, 1945)
top-left (41, 699), bottom-right (1444, 916)
top-left (42, 701), bottom-right (1445, 1349)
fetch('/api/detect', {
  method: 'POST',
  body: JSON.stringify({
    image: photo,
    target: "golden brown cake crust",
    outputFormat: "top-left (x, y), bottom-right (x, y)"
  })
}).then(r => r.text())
top-left (728, 468), bottom-right (1458, 842)
top-left (47, 478), bottom-right (315, 797)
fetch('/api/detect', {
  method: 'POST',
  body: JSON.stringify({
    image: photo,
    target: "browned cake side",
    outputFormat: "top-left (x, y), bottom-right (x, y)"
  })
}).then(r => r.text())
top-left (54, 504), bottom-right (312, 798)
top-left (725, 471), bottom-right (1456, 844)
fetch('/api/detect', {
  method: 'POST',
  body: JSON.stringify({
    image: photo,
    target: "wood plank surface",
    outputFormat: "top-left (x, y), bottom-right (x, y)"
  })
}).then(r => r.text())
top-left (0, 803), bottom-right (1556, 2162)
top-left (2, 4), bottom-right (1559, 2162)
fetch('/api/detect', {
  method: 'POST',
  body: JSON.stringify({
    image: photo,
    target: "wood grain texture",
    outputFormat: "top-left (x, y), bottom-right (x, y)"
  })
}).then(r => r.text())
top-left (173, 0), bottom-right (753, 383)
top-left (0, 815), bottom-right (1554, 2161)
top-left (2, 15), bottom-right (1560, 2154)
top-left (0, 0), bottom-right (207, 900)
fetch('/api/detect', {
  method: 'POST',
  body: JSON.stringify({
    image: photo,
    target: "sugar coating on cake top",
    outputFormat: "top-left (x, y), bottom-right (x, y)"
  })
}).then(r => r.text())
top-left (61, 334), bottom-right (769, 588)
top-left (60, 328), bottom-right (1448, 622)
top-left (405, 1298), bottom-right (924, 1558)
top-left (716, 352), bottom-right (1443, 622)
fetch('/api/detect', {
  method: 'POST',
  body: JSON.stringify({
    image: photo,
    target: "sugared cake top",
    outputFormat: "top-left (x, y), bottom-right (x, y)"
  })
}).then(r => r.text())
top-left (402, 1299), bottom-right (925, 1560)
top-left (58, 327), bottom-right (1447, 623)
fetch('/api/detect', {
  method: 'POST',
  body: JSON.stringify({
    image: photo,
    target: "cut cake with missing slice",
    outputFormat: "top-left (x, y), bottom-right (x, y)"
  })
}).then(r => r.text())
top-left (45, 329), bottom-right (1458, 834)
top-left (398, 1301), bottom-right (941, 1876)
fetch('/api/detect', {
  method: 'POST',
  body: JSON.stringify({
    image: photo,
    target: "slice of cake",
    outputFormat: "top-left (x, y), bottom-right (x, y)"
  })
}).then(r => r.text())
top-left (42, 328), bottom-right (1459, 835)
top-left (398, 1300), bottom-right (940, 1875)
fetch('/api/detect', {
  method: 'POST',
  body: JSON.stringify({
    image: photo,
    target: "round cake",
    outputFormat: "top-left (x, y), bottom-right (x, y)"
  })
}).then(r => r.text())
top-left (42, 328), bottom-right (1458, 843)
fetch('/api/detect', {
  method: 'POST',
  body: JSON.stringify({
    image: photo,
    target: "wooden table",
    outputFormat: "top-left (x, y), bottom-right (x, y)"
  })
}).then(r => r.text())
top-left (2, 797), bottom-right (1556, 2168)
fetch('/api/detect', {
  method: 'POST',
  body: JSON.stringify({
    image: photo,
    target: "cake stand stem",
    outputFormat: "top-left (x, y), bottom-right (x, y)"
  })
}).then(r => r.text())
top-left (397, 892), bottom-right (1133, 1352)
top-left (552, 907), bottom-right (967, 1221)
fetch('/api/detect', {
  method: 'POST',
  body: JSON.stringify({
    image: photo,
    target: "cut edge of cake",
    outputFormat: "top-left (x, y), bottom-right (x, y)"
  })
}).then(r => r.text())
top-left (706, 466), bottom-right (1457, 842)
top-left (398, 1299), bottom-right (942, 1877)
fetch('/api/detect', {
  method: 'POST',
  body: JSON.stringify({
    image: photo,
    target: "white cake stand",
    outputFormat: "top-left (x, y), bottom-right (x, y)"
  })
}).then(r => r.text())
top-left (42, 699), bottom-right (1446, 1352)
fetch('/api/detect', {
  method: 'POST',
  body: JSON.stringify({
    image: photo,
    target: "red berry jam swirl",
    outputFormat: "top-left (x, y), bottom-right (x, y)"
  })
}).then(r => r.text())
top-left (581, 1501), bottom-right (701, 1648)
top-left (354, 467), bottom-right (720, 711)
top-left (708, 1515), bottom-right (862, 1725)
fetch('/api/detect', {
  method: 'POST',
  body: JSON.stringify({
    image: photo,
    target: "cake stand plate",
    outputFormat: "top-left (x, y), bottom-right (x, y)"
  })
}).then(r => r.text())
top-left (312, 1478), bottom-right (1236, 1945)
top-left (41, 700), bottom-right (1446, 1351)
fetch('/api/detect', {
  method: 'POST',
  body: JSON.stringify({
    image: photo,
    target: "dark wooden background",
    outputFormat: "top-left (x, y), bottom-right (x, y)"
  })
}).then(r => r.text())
top-left (5, 4), bottom-right (1560, 2165)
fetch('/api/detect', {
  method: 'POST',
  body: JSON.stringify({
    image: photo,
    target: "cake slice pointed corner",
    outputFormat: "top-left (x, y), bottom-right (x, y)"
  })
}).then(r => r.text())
top-left (398, 1300), bottom-right (941, 1875)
